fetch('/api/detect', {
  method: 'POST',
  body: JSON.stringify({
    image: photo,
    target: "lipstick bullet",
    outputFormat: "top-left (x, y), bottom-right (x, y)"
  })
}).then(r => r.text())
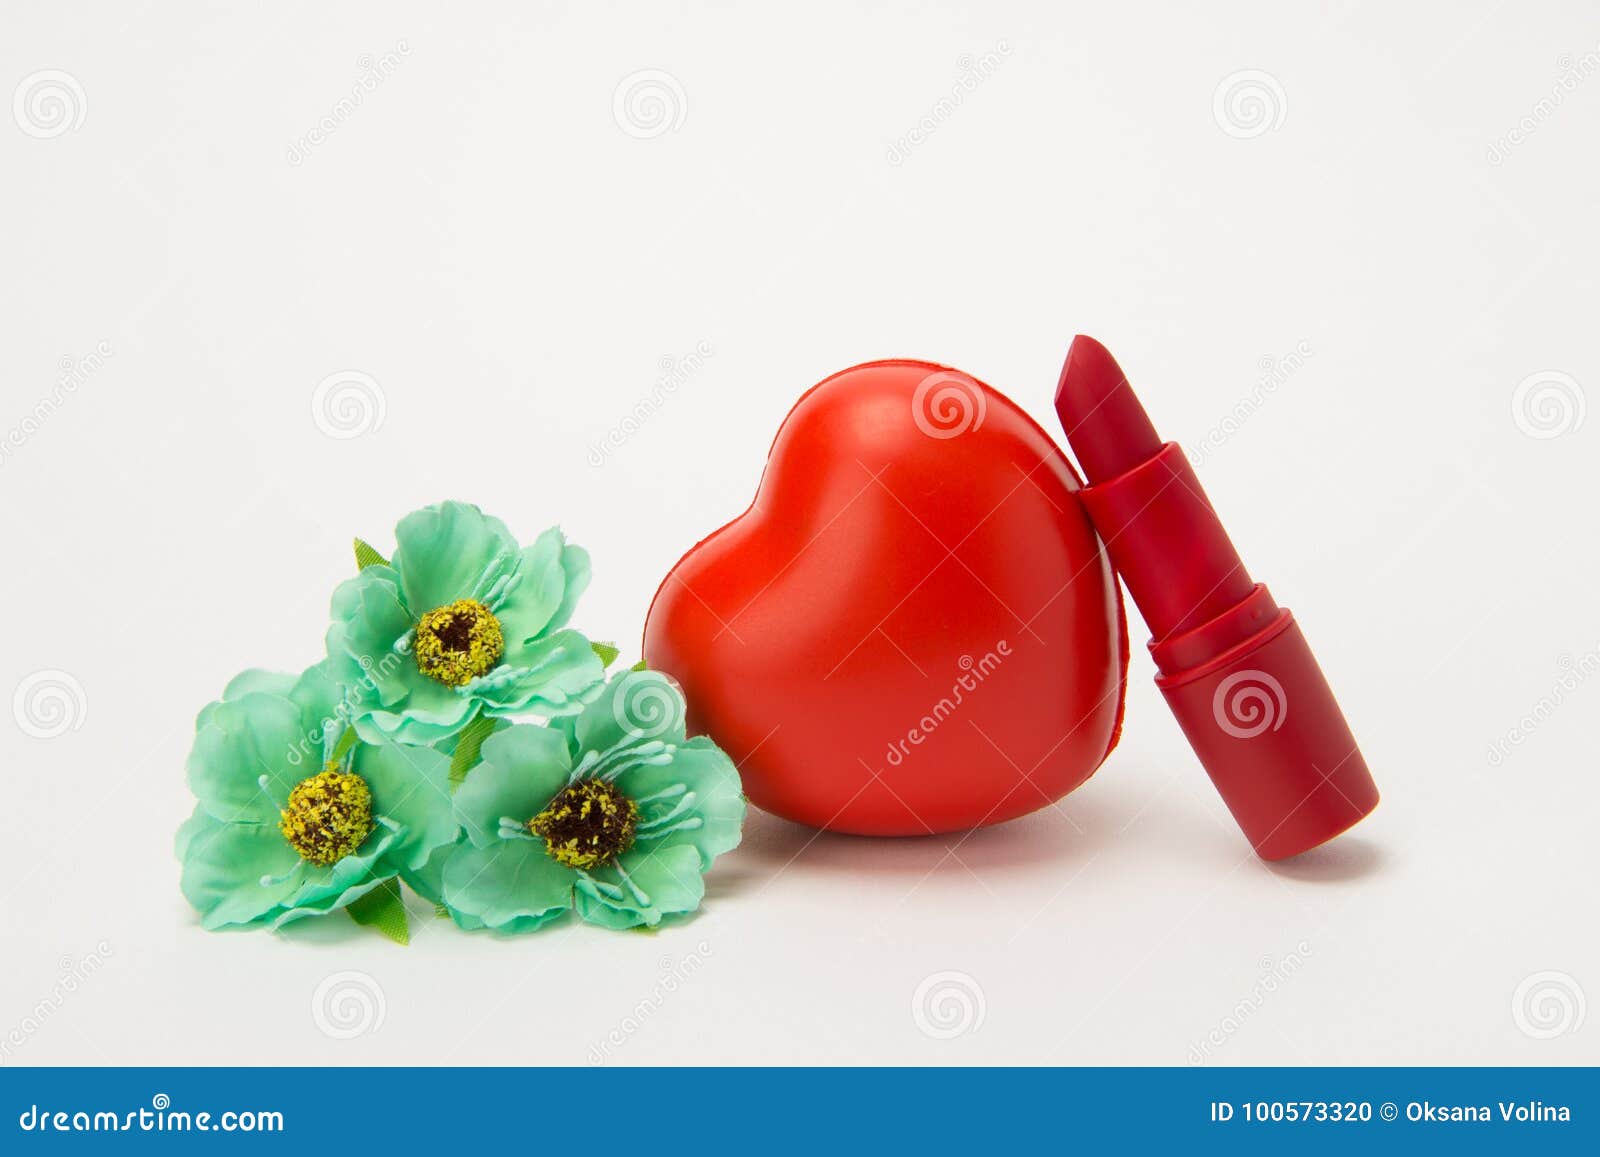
top-left (1054, 335), bottom-right (1378, 860)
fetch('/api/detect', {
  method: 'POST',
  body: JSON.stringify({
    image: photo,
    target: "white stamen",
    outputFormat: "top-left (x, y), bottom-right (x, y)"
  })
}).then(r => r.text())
top-left (577, 872), bottom-right (624, 900)
top-left (614, 863), bottom-right (651, 907)
top-left (469, 550), bottom-right (517, 602)
top-left (638, 817), bottom-right (703, 839)
top-left (498, 817), bottom-right (537, 841)
top-left (638, 790), bottom-right (697, 831)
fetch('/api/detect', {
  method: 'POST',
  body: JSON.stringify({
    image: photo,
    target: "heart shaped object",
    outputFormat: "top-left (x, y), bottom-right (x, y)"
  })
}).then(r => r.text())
top-left (643, 360), bottom-right (1128, 835)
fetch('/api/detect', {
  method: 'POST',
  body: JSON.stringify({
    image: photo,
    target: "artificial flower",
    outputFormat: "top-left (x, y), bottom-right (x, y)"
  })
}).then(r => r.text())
top-left (178, 663), bottom-right (455, 930)
top-left (443, 670), bottom-right (745, 931)
top-left (325, 501), bottom-right (606, 747)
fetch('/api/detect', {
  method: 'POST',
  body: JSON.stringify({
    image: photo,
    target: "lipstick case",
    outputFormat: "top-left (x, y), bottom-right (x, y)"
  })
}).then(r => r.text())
top-left (1078, 442), bottom-right (1379, 860)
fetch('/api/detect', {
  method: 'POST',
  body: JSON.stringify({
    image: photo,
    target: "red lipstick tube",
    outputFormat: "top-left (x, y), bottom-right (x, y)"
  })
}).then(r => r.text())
top-left (1055, 336), bottom-right (1378, 860)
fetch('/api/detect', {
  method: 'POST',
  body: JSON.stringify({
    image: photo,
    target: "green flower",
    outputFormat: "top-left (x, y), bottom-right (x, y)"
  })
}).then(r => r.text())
top-left (443, 671), bottom-right (745, 931)
top-left (177, 664), bottom-right (456, 930)
top-left (326, 501), bottom-right (606, 747)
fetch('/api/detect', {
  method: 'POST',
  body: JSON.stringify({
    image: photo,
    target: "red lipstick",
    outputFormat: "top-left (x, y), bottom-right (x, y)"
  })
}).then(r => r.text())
top-left (1054, 335), bottom-right (1378, 860)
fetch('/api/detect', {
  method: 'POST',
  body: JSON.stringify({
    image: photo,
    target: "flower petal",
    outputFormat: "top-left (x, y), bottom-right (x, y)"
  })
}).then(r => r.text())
top-left (272, 877), bottom-right (390, 928)
top-left (352, 673), bottom-right (477, 746)
top-left (275, 819), bottom-right (404, 924)
top-left (478, 629), bottom-right (606, 717)
top-left (624, 739), bottom-right (746, 869)
top-left (444, 908), bottom-right (489, 931)
top-left (453, 724), bottom-right (572, 848)
top-left (288, 658), bottom-right (357, 765)
top-left (574, 843), bottom-right (704, 929)
top-left (355, 740), bottom-right (456, 870)
top-left (391, 501), bottom-right (518, 614)
top-left (328, 567), bottom-right (413, 708)
top-left (548, 542), bottom-right (591, 634)
top-left (571, 669), bottom-right (688, 755)
top-left (174, 804), bottom-right (212, 861)
top-left (492, 530), bottom-right (593, 643)
top-left (492, 528), bottom-right (567, 645)
top-left (221, 669), bottom-right (297, 703)
top-left (400, 839), bottom-right (455, 906)
top-left (178, 815), bottom-right (305, 930)
top-left (187, 693), bottom-right (307, 824)
top-left (194, 667), bottom-right (297, 739)
top-left (289, 659), bottom-right (345, 730)
top-left (441, 841), bottom-right (572, 932)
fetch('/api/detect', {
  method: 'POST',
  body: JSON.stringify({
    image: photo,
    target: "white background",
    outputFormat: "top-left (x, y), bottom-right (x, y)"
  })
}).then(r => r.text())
top-left (2, 1), bottom-right (1596, 1065)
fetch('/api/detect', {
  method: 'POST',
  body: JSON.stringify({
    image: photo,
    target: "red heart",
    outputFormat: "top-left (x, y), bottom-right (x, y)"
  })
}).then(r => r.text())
top-left (643, 360), bottom-right (1128, 835)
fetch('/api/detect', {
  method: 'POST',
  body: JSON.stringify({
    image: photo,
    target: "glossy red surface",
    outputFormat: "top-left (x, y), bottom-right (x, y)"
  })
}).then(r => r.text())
top-left (643, 360), bottom-right (1128, 836)
top-left (1055, 336), bottom-right (1378, 860)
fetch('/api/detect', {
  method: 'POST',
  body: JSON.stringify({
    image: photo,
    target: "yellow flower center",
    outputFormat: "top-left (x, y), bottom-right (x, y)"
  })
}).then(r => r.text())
top-left (414, 598), bottom-right (504, 686)
top-left (280, 766), bottom-right (375, 866)
top-left (529, 779), bottom-right (640, 870)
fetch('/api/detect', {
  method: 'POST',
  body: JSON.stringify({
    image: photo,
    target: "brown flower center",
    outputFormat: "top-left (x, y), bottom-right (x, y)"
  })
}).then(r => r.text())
top-left (414, 598), bottom-right (504, 686)
top-left (280, 766), bottom-right (374, 866)
top-left (529, 779), bottom-right (640, 870)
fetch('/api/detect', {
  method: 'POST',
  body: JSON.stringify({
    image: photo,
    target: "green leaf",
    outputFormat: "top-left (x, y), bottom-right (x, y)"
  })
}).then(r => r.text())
top-left (330, 724), bottom-right (359, 764)
top-left (590, 641), bottom-right (621, 668)
top-left (353, 537), bottom-right (390, 571)
top-left (346, 879), bottom-right (409, 945)
top-left (628, 659), bottom-right (648, 672)
top-left (449, 713), bottom-right (498, 789)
